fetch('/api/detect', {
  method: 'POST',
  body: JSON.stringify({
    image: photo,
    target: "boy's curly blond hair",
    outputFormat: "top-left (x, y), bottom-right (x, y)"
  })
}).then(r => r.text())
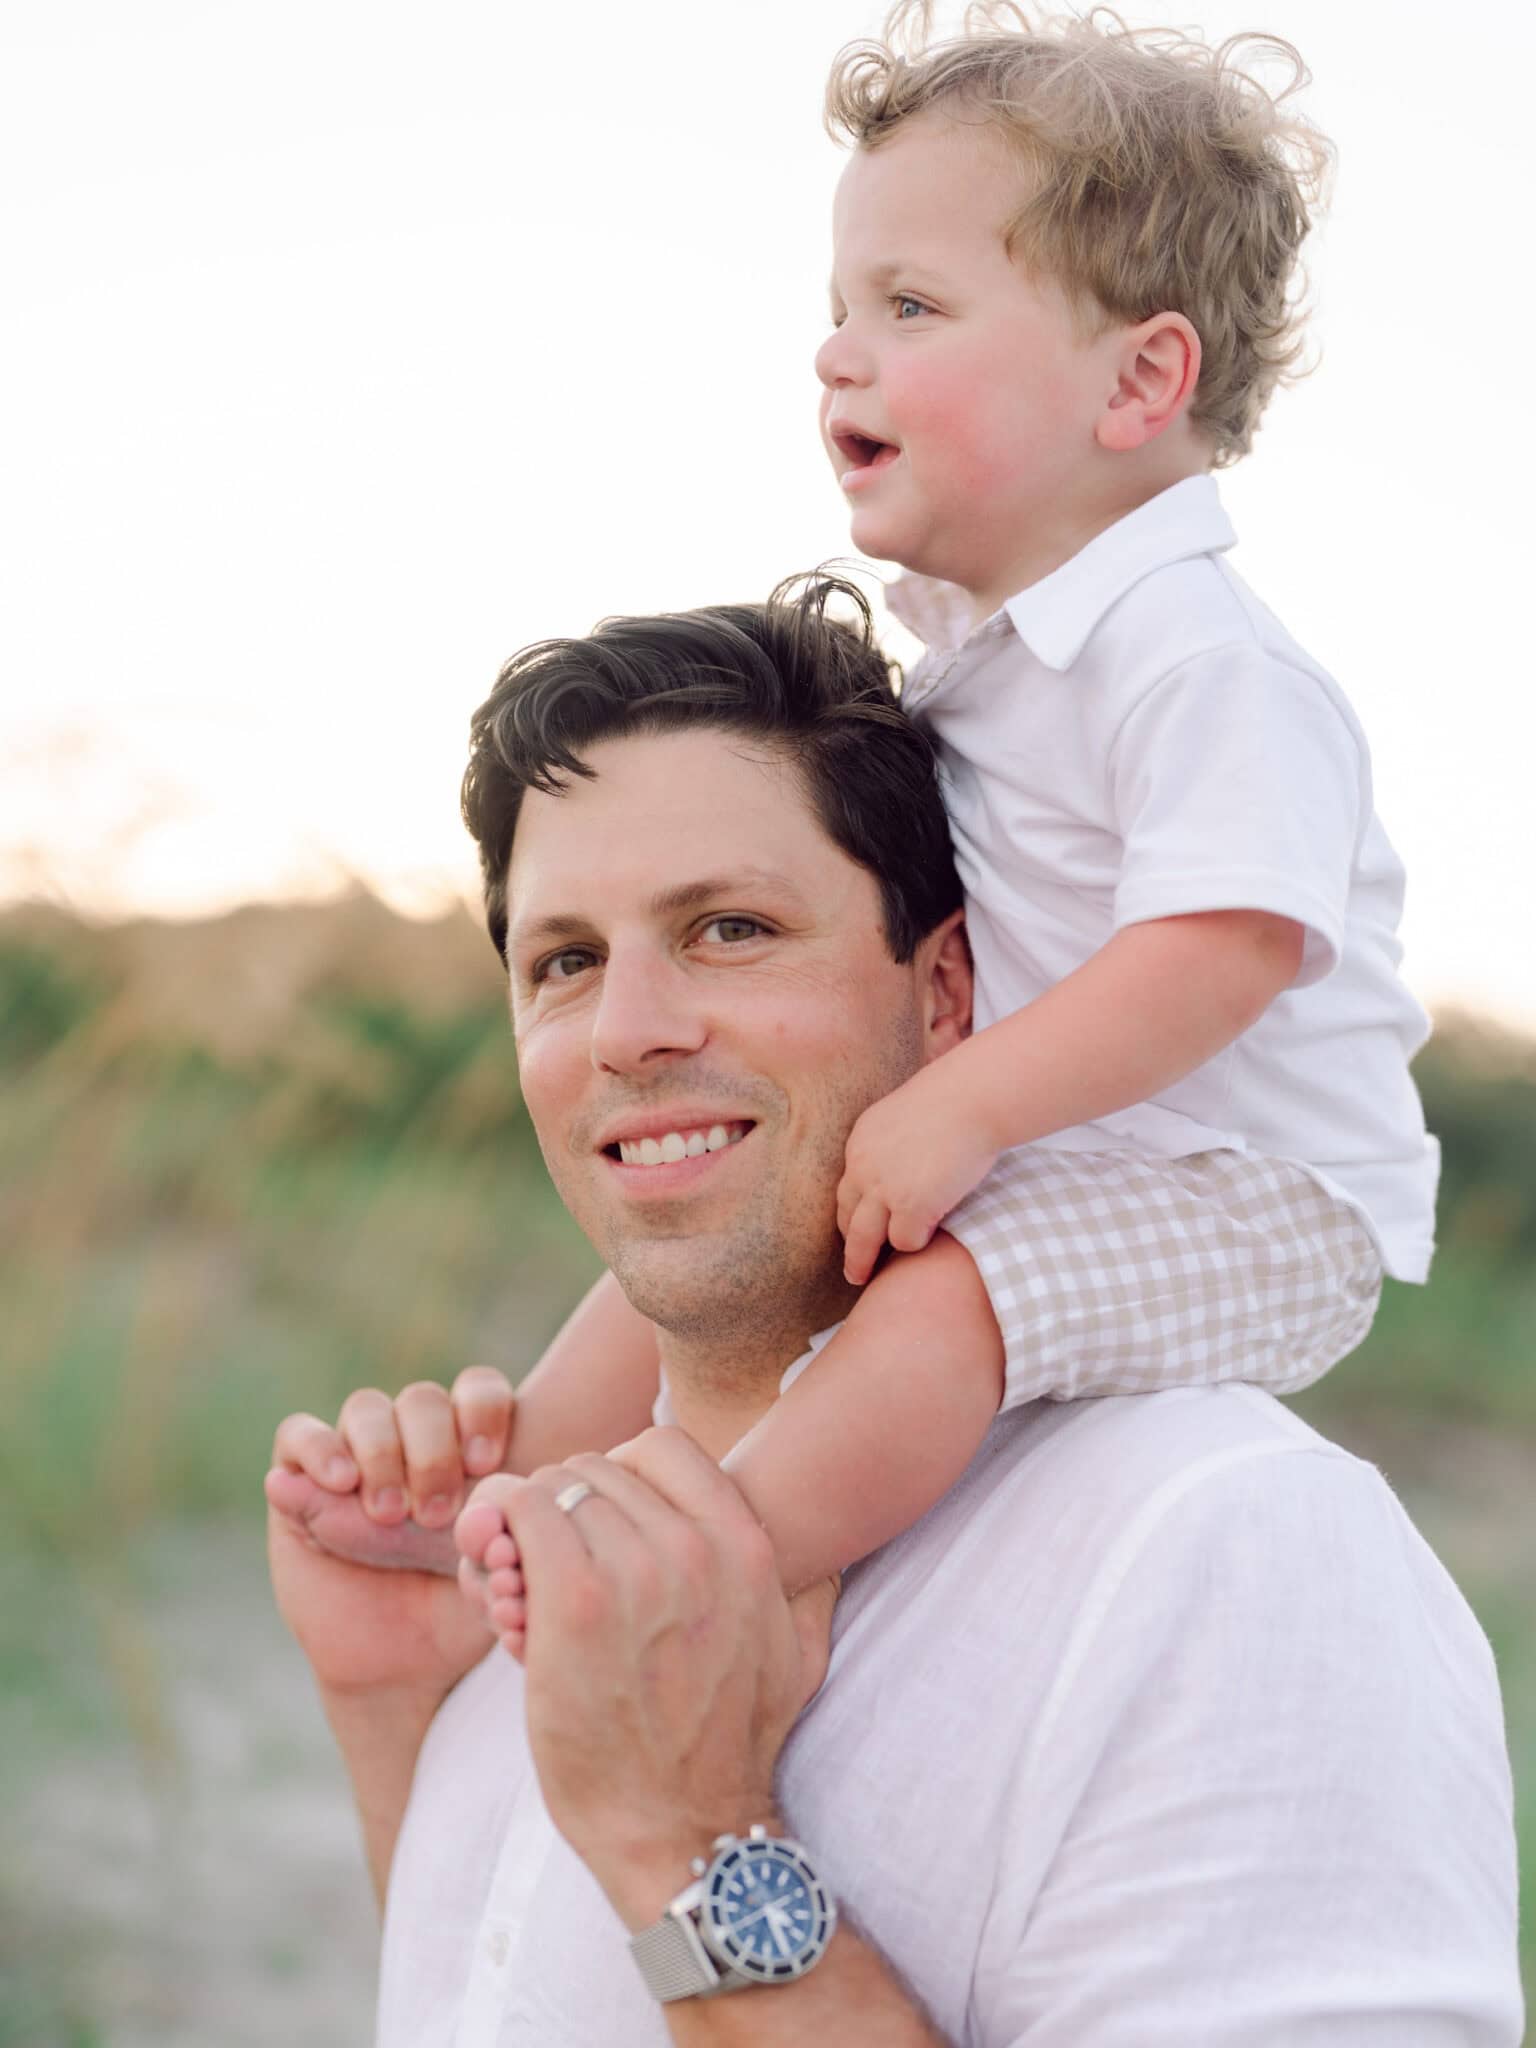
top-left (825, 2), bottom-right (1333, 465)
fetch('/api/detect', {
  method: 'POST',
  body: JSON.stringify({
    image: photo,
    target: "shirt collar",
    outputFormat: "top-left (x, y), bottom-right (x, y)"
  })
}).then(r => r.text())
top-left (887, 475), bottom-right (1237, 675)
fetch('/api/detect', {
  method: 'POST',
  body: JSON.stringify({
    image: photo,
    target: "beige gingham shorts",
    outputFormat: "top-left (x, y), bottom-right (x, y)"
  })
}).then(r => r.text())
top-left (941, 1148), bottom-right (1384, 1410)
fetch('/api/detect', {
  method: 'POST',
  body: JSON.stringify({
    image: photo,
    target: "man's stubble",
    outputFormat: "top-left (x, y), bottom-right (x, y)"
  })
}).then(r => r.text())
top-left (546, 1005), bottom-right (927, 1393)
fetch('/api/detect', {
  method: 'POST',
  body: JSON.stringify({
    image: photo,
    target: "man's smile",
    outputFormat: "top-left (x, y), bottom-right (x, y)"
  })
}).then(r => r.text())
top-left (590, 1106), bottom-right (760, 1195)
top-left (604, 1118), bottom-right (754, 1168)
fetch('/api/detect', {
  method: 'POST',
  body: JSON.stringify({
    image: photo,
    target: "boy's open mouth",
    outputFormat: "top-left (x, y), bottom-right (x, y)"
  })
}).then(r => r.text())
top-left (831, 426), bottom-right (900, 473)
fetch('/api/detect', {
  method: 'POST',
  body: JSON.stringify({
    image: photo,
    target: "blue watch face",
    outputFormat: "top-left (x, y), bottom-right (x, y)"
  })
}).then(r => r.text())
top-left (703, 1838), bottom-right (836, 1983)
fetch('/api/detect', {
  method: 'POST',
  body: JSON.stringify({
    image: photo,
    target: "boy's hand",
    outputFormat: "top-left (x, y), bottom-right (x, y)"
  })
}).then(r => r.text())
top-left (268, 1364), bottom-right (517, 1529)
top-left (836, 1067), bottom-right (999, 1286)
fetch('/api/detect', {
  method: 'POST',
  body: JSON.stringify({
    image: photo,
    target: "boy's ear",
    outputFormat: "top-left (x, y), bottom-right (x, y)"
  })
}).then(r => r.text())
top-left (1095, 312), bottom-right (1202, 453)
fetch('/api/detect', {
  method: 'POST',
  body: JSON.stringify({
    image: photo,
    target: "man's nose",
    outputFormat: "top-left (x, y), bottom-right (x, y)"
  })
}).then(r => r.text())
top-left (589, 945), bottom-right (708, 1075)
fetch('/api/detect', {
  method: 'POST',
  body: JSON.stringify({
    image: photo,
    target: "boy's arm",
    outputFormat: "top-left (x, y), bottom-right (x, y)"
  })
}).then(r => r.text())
top-left (840, 908), bottom-right (1303, 1281)
top-left (507, 1268), bottom-right (663, 1470)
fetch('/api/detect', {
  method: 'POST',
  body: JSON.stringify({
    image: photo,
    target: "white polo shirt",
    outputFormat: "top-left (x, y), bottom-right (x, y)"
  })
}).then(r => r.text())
top-left (376, 1383), bottom-right (1521, 2046)
top-left (890, 477), bottom-right (1439, 1282)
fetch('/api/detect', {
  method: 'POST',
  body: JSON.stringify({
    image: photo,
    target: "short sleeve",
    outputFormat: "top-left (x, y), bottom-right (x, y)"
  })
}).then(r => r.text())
top-left (1108, 648), bottom-right (1365, 985)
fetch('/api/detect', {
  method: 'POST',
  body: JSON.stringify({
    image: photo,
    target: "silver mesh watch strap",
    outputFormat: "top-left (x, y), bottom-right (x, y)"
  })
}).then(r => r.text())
top-left (629, 1909), bottom-right (730, 2003)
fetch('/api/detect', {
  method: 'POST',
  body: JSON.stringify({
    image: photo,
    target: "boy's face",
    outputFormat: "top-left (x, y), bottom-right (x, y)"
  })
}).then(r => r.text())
top-left (817, 110), bottom-right (1124, 613)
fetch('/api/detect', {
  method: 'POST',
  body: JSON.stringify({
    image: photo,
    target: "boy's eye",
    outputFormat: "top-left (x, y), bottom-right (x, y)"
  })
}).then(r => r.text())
top-left (893, 295), bottom-right (930, 320)
top-left (699, 915), bottom-right (766, 945)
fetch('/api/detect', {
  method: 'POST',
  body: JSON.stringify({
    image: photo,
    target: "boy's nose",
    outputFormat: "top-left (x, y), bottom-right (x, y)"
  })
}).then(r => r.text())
top-left (814, 323), bottom-right (869, 389)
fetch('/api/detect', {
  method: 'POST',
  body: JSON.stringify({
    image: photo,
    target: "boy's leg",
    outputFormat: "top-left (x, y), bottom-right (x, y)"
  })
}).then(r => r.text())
top-left (454, 1230), bottom-right (1007, 1634)
top-left (714, 1229), bottom-right (1006, 1596)
top-left (940, 1146), bottom-right (1384, 1408)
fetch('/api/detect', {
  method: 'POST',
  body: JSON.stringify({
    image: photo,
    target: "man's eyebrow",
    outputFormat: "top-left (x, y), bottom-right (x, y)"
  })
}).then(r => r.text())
top-left (508, 869), bottom-right (813, 951)
top-left (648, 870), bottom-right (812, 919)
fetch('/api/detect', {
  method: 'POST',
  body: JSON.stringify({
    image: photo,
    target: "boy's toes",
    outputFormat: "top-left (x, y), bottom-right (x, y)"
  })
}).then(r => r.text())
top-left (490, 1589), bottom-right (526, 1636)
top-left (485, 1562), bottom-right (522, 1605)
top-left (484, 1531), bottom-right (520, 1573)
top-left (497, 1623), bottom-right (527, 1663)
top-left (457, 1553), bottom-right (492, 1614)
top-left (455, 1497), bottom-right (508, 1567)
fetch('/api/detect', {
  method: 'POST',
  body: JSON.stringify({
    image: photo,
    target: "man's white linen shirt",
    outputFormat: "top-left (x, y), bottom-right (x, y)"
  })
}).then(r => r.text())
top-left (890, 476), bottom-right (1438, 1282)
top-left (377, 1380), bottom-right (1521, 2045)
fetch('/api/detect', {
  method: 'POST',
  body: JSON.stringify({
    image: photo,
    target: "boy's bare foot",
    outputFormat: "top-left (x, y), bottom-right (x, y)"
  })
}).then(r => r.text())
top-left (264, 1467), bottom-right (461, 1576)
top-left (455, 1498), bottom-right (526, 1659)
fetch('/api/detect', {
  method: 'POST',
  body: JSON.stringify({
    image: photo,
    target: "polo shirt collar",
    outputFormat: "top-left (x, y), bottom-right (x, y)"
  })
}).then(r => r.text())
top-left (887, 475), bottom-right (1237, 674)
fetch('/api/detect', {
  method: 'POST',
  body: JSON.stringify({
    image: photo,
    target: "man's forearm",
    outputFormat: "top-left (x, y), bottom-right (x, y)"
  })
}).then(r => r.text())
top-left (319, 1682), bottom-right (444, 1912)
top-left (663, 1925), bottom-right (950, 2048)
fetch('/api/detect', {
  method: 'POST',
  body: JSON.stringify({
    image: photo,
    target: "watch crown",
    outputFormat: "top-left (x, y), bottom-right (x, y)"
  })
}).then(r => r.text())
top-left (689, 1856), bottom-right (708, 1877)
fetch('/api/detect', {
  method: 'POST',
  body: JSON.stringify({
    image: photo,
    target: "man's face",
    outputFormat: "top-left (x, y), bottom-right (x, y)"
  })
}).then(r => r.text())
top-left (815, 111), bottom-right (1121, 612)
top-left (504, 727), bottom-right (947, 1352)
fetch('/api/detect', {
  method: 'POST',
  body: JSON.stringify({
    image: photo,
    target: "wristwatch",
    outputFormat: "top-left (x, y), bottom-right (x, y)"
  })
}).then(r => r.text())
top-left (628, 1824), bottom-right (837, 2001)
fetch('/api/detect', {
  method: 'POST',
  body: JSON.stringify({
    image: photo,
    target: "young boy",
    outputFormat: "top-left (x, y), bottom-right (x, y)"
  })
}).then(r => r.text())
top-left (286, 9), bottom-right (1438, 1638)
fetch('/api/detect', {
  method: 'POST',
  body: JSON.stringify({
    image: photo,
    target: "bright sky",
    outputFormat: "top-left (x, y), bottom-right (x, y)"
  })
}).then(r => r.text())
top-left (4, 1), bottom-right (1534, 1024)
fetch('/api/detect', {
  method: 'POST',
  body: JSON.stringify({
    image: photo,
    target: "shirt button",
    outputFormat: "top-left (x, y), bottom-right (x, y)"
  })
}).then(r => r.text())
top-left (485, 1927), bottom-right (510, 1967)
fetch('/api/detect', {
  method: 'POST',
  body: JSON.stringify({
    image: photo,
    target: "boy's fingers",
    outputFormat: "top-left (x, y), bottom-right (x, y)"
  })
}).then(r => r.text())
top-left (337, 1388), bottom-right (409, 1521)
top-left (394, 1380), bottom-right (467, 1526)
top-left (271, 1412), bottom-right (358, 1491)
top-left (886, 1208), bottom-right (937, 1256)
top-left (450, 1364), bottom-right (518, 1475)
top-left (842, 1195), bottom-right (890, 1286)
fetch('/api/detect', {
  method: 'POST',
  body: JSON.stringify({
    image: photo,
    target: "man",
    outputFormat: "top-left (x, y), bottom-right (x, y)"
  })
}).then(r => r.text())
top-left (268, 578), bottom-right (1521, 2044)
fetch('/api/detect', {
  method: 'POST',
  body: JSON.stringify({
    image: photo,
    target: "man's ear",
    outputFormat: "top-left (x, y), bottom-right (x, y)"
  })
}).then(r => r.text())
top-left (1095, 312), bottom-right (1201, 454)
top-left (918, 909), bottom-right (972, 1061)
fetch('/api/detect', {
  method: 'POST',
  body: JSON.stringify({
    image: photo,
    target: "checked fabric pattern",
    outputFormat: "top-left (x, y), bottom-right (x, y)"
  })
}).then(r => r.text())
top-left (942, 1147), bottom-right (1385, 1411)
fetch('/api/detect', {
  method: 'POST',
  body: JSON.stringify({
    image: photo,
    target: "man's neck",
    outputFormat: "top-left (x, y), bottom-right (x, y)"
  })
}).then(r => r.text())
top-left (655, 1288), bottom-right (853, 1462)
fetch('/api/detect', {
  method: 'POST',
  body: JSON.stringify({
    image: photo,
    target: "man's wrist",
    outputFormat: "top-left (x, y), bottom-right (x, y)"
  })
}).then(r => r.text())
top-left (594, 1805), bottom-right (791, 1932)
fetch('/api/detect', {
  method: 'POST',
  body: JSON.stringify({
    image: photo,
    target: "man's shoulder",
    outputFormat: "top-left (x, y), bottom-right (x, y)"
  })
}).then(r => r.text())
top-left (944, 1381), bottom-right (1373, 1548)
top-left (848, 1385), bottom-right (1477, 1672)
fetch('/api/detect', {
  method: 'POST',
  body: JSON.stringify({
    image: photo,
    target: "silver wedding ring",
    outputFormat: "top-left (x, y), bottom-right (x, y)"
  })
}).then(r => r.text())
top-left (553, 1480), bottom-right (596, 1515)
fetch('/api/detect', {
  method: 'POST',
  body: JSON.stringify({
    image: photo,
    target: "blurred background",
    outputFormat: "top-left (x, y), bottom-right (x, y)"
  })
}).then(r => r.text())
top-left (3, 1), bottom-right (1532, 2040)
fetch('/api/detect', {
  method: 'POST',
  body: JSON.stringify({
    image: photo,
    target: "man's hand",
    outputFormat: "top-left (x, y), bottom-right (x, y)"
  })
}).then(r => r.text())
top-left (271, 1363), bottom-right (517, 1526)
top-left (264, 1365), bottom-right (518, 1576)
top-left (456, 1430), bottom-right (838, 1931)
top-left (836, 1063), bottom-right (1000, 1286)
top-left (265, 1375), bottom-right (500, 1705)
top-left (266, 1387), bottom-right (509, 1909)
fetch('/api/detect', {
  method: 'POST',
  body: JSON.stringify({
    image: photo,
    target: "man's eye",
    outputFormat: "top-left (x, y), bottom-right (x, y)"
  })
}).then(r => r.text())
top-left (699, 916), bottom-right (766, 946)
top-left (535, 947), bottom-right (596, 983)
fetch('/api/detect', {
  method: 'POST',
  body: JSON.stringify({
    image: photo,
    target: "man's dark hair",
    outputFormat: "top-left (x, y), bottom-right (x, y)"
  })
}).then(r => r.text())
top-left (461, 572), bottom-right (963, 964)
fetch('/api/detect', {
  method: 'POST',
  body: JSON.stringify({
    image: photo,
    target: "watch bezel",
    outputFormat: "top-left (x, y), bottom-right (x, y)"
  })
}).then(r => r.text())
top-left (698, 1833), bottom-right (837, 1985)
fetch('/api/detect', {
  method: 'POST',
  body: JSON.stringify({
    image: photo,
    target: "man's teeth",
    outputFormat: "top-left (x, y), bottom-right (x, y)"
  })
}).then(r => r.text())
top-left (617, 1123), bottom-right (745, 1167)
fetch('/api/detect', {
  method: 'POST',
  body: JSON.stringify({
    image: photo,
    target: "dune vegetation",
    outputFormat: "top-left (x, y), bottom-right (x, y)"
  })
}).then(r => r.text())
top-left (2, 894), bottom-right (1531, 2039)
